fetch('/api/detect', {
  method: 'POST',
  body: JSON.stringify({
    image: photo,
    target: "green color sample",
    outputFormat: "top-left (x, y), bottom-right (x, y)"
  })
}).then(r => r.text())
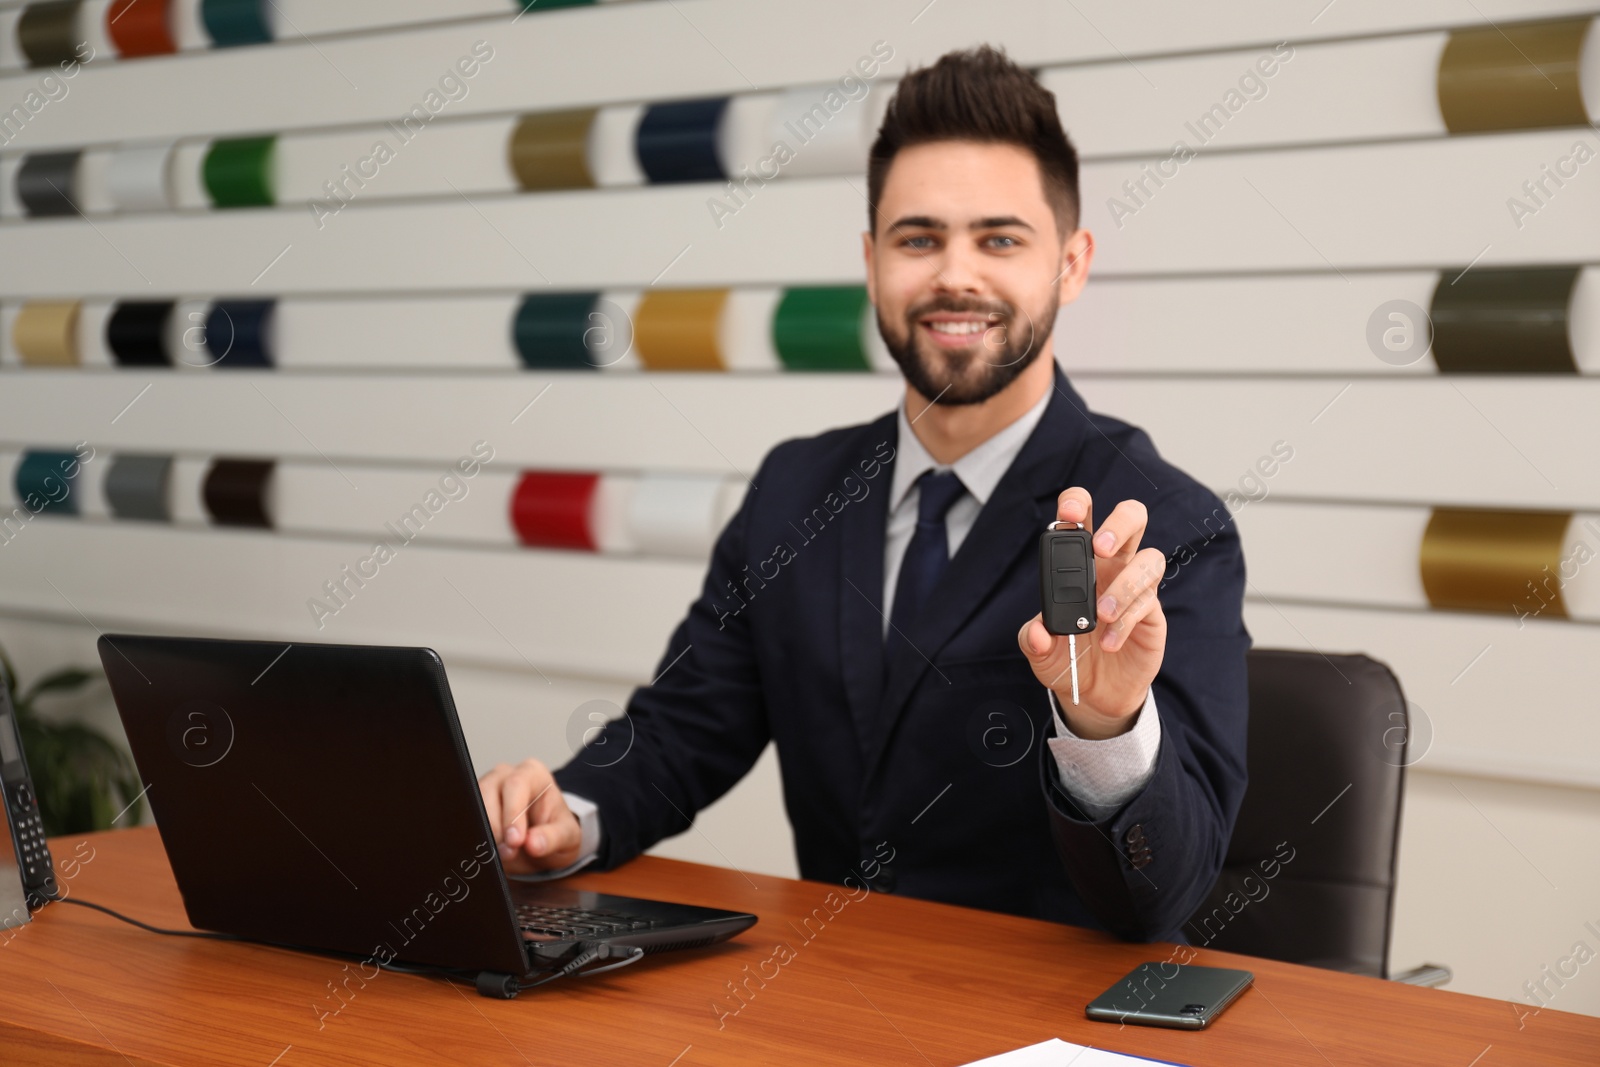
top-left (202, 0), bottom-right (272, 47)
top-left (203, 136), bottom-right (276, 208)
top-left (15, 451), bottom-right (81, 516)
top-left (773, 286), bottom-right (871, 371)
top-left (513, 293), bottom-right (602, 370)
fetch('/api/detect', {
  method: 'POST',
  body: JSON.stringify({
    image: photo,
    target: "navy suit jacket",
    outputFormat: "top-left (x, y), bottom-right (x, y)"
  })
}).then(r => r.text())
top-left (554, 365), bottom-right (1250, 942)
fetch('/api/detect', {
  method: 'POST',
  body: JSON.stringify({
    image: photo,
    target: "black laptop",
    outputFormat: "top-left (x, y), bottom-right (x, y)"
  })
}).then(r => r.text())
top-left (97, 634), bottom-right (755, 992)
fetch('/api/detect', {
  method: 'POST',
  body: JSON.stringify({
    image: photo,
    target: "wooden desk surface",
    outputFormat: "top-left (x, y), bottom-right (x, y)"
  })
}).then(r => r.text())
top-left (1, 827), bottom-right (1592, 1067)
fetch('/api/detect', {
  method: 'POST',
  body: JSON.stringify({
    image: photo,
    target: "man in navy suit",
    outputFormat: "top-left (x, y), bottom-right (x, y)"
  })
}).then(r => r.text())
top-left (479, 45), bottom-right (1250, 942)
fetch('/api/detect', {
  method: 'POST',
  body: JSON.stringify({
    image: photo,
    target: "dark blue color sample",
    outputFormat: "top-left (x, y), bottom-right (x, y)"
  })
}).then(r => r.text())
top-left (206, 299), bottom-right (274, 368)
top-left (635, 97), bottom-right (729, 184)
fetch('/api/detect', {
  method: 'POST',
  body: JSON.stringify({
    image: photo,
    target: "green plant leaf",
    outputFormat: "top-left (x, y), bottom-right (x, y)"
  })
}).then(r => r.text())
top-left (22, 667), bottom-right (97, 707)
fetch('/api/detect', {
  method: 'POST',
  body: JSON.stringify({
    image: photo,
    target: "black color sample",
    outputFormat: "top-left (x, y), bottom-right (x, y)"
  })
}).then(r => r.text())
top-left (106, 301), bottom-right (175, 367)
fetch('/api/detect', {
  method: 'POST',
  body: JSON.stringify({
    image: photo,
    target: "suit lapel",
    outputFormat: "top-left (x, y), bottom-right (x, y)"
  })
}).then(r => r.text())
top-left (867, 367), bottom-right (1093, 777)
top-left (838, 411), bottom-right (898, 764)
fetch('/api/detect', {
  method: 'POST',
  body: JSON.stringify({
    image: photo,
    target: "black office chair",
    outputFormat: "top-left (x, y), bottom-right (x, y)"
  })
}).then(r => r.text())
top-left (1184, 648), bottom-right (1448, 985)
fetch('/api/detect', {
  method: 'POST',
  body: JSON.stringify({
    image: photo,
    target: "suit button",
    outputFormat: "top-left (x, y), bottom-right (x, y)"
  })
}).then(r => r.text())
top-left (1130, 852), bottom-right (1152, 870)
top-left (868, 866), bottom-right (896, 894)
top-left (1124, 825), bottom-right (1145, 847)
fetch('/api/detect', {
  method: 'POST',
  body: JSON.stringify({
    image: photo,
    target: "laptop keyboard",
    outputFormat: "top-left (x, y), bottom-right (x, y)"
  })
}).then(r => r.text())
top-left (516, 903), bottom-right (663, 942)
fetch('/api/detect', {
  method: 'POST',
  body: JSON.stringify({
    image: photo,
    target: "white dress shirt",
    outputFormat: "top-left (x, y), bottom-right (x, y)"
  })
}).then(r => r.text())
top-left (543, 386), bottom-right (1161, 877)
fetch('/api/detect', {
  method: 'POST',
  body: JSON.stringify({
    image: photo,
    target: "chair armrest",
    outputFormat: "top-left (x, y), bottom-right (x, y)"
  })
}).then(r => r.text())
top-left (1391, 963), bottom-right (1452, 988)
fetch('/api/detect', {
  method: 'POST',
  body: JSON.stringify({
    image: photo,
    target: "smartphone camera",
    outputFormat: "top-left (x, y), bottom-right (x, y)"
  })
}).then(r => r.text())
top-left (1179, 1004), bottom-right (1206, 1016)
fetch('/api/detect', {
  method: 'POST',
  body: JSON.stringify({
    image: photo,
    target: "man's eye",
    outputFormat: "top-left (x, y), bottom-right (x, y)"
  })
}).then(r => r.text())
top-left (902, 235), bottom-right (936, 249)
top-left (987, 235), bottom-right (1019, 249)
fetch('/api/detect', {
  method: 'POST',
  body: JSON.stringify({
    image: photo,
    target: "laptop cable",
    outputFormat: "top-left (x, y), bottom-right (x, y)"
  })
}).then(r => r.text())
top-left (40, 891), bottom-right (647, 999)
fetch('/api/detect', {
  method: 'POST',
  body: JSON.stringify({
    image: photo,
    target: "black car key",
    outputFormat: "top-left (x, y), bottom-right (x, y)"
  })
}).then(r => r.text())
top-left (1039, 521), bottom-right (1097, 705)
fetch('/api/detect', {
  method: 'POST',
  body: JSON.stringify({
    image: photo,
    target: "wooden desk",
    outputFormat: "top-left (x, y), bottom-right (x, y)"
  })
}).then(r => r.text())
top-left (1, 827), bottom-right (1592, 1066)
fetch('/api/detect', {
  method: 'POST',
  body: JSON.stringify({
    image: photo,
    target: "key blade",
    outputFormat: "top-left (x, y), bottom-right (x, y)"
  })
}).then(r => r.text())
top-left (1068, 633), bottom-right (1079, 706)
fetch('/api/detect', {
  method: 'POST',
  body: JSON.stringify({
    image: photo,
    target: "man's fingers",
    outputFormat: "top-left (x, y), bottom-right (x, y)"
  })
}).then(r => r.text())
top-left (498, 762), bottom-right (550, 846)
top-left (479, 763), bottom-right (510, 843)
top-left (1055, 487), bottom-right (1093, 531)
top-left (1019, 614), bottom-right (1051, 657)
top-left (1097, 547), bottom-right (1166, 649)
top-left (1018, 616), bottom-right (1075, 690)
top-left (1092, 499), bottom-right (1148, 565)
top-left (524, 806), bottom-right (580, 859)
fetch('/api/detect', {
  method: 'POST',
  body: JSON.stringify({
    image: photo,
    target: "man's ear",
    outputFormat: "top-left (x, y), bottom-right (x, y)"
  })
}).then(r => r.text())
top-left (861, 229), bottom-right (877, 306)
top-left (1056, 227), bottom-right (1095, 306)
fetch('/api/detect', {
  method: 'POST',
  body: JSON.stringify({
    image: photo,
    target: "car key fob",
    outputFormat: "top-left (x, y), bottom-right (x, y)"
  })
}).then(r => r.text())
top-left (1040, 521), bottom-right (1097, 705)
top-left (1039, 521), bottom-right (1097, 637)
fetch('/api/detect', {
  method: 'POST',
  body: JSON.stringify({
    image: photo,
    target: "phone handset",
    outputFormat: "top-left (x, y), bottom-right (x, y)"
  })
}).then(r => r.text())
top-left (0, 683), bottom-right (56, 909)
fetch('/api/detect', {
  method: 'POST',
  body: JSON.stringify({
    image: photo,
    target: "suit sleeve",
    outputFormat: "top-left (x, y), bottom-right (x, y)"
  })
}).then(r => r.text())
top-left (551, 454), bottom-right (775, 871)
top-left (1038, 488), bottom-right (1251, 942)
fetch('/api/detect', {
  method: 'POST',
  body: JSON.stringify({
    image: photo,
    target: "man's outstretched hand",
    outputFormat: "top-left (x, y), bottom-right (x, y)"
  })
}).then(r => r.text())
top-left (1017, 487), bottom-right (1167, 740)
top-left (478, 758), bottom-right (583, 874)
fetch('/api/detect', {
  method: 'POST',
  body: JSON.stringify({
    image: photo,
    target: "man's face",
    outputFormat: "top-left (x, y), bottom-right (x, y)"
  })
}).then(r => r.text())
top-left (864, 140), bottom-right (1082, 406)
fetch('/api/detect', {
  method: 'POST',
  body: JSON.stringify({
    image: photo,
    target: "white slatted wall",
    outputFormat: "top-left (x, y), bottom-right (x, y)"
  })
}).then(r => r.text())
top-left (0, 0), bottom-right (1597, 1015)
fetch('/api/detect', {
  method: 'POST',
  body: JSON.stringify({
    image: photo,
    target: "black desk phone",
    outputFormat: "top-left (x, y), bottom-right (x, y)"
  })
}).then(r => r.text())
top-left (0, 682), bottom-right (56, 909)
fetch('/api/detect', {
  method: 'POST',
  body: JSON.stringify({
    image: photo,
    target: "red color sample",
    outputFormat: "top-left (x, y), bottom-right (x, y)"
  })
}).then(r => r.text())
top-left (108, 0), bottom-right (176, 58)
top-left (510, 471), bottom-right (600, 550)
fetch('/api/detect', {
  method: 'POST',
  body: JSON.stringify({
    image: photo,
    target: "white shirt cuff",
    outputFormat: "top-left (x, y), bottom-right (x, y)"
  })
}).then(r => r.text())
top-left (1046, 686), bottom-right (1162, 822)
top-left (504, 791), bottom-right (603, 882)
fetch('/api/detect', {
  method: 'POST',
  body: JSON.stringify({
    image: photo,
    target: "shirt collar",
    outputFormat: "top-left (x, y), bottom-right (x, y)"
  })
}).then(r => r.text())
top-left (888, 382), bottom-right (1053, 514)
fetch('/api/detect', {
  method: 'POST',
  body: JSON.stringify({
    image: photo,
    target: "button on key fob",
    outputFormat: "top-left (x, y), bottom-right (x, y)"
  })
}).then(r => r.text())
top-left (1039, 521), bottom-right (1096, 704)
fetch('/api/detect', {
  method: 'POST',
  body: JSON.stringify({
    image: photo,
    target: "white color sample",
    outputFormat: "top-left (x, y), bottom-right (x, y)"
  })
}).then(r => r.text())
top-left (589, 473), bottom-right (638, 554)
top-left (626, 471), bottom-right (728, 560)
top-left (764, 79), bottom-right (889, 179)
top-left (167, 138), bottom-right (209, 210)
top-left (1569, 267), bottom-right (1599, 374)
top-left (719, 286), bottom-right (781, 371)
top-left (106, 141), bottom-right (177, 212)
top-left (714, 90), bottom-right (777, 181)
top-left (75, 298), bottom-right (115, 367)
top-left (592, 288), bottom-right (642, 371)
top-left (74, 447), bottom-right (110, 519)
top-left (588, 104), bottom-right (644, 188)
top-left (167, 456), bottom-right (209, 525)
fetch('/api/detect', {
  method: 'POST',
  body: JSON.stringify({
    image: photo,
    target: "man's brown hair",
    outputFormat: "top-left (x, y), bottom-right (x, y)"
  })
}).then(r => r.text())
top-left (867, 44), bottom-right (1080, 238)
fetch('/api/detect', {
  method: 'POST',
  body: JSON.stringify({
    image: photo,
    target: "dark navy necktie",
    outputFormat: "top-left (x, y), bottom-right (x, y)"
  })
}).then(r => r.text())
top-left (885, 469), bottom-right (967, 660)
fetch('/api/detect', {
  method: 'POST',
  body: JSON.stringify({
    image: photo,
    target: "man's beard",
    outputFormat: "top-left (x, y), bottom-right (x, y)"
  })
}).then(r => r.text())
top-left (877, 291), bottom-right (1057, 406)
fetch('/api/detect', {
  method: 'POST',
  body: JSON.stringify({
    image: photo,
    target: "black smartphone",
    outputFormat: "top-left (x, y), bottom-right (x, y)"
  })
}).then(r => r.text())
top-left (1086, 963), bottom-right (1253, 1030)
top-left (0, 682), bottom-right (56, 909)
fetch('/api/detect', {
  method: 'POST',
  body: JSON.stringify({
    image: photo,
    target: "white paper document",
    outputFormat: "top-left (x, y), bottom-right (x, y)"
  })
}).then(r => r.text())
top-left (963, 1037), bottom-right (1185, 1066)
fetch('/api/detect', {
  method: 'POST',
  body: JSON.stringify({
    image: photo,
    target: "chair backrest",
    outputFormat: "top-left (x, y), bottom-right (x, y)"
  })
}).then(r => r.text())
top-left (1184, 648), bottom-right (1408, 977)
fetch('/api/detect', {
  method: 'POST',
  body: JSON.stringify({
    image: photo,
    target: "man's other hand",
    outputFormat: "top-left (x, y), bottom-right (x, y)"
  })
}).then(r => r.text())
top-left (478, 758), bottom-right (583, 874)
